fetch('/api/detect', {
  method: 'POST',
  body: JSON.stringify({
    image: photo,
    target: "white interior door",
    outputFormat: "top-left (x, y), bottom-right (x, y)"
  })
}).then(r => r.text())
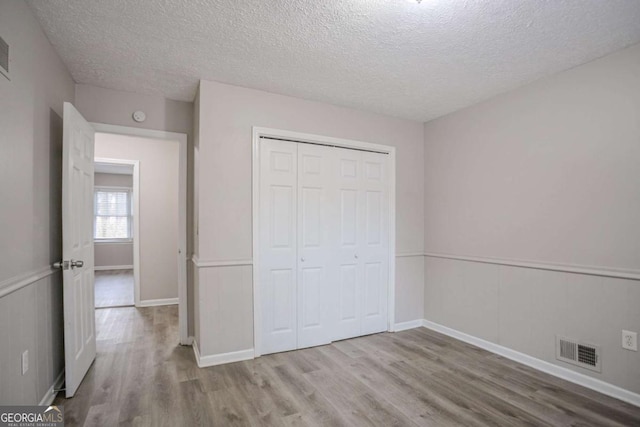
top-left (297, 143), bottom-right (334, 349)
top-left (61, 102), bottom-right (96, 397)
top-left (259, 139), bottom-right (298, 354)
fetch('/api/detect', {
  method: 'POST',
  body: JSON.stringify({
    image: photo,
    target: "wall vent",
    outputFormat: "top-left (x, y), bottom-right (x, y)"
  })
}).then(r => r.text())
top-left (556, 336), bottom-right (601, 372)
top-left (0, 35), bottom-right (9, 80)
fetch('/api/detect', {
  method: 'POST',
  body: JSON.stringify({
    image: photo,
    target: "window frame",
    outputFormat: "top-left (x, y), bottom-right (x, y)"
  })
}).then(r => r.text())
top-left (93, 185), bottom-right (134, 243)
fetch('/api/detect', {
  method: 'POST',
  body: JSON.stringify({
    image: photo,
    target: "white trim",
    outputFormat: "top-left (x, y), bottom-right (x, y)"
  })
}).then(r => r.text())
top-left (93, 185), bottom-right (132, 190)
top-left (92, 123), bottom-right (187, 142)
top-left (94, 239), bottom-right (133, 244)
top-left (424, 252), bottom-right (640, 281)
top-left (193, 339), bottom-right (200, 365)
top-left (0, 266), bottom-right (57, 299)
top-left (396, 252), bottom-right (424, 258)
top-left (393, 319), bottom-right (424, 332)
top-left (252, 131), bottom-right (261, 357)
top-left (252, 127), bottom-right (397, 356)
top-left (93, 123), bottom-right (190, 345)
top-left (192, 256), bottom-right (253, 268)
top-left (94, 265), bottom-right (134, 271)
top-left (138, 297), bottom-right (179, 307)
top-left (192, 339), bottom-right (254, 368)
top-left (39, 369), bottom-right (65, 406)
top-left (254, 127), bottom-right (394, 153)
top-left (421, 320), bottom-right (640, 408)
top-left (387, 146), bottom-right (396, 332)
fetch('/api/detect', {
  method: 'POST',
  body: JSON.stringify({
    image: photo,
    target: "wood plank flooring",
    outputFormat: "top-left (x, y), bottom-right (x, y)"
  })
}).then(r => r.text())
top-left (94, 269), bottom-right (134, 308)
top-left (54, 306), bottom-right (640, 426)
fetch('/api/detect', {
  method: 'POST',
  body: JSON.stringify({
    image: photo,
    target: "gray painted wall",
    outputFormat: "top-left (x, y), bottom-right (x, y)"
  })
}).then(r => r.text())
top-left (94, 173), bottom-right (134, 268)
top-left (423, 43), bottom-right (640, 394)
top-left (95, 172), bottom-right (133, 188)
top-left (194, 80), bottom-right (425, 357)
top-left (0, 0), bottom-right (73, 404)
top-left (94, 243), bottom-right (133, 268)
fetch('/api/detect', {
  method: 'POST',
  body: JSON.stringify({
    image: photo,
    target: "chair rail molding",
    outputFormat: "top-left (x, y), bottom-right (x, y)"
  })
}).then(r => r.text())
top-left (0, 266), bottom-right (58, 299)
top-left (424, 252), bottom-right (640, 281)
top-left (396, 252), bottom-right (424, 258)
top-left (191, 256), bottom-right (253, 268)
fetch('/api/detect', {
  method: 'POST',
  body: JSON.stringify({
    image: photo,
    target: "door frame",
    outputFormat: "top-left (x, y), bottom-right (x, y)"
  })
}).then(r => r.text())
top-left (252, 126), bottom-right (397, 357)
top-left (92, 123), bottom-right (190, 346)
top-left (94, 158), bottom-right (141, 306)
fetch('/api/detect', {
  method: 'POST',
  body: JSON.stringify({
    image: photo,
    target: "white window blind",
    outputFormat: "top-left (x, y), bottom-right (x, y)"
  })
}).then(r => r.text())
top-left (94, 187), bottom-right (132, 240)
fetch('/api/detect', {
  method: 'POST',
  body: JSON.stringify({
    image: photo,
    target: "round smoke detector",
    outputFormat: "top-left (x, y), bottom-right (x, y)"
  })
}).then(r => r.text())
top-left (132, 110), bottom-right (146, 123)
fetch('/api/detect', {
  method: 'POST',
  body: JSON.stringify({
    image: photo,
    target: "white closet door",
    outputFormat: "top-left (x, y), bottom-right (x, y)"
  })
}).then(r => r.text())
top-left (334, 148), bottom-right (364, 340)
top-left (259, 139), bottom-right (298, 354)
top-left (333, 148), bottom-right (389, 340)
top-left (297, 143), bottom-right (334, 348)
top-left (360, 151), bottom-right (389, 335)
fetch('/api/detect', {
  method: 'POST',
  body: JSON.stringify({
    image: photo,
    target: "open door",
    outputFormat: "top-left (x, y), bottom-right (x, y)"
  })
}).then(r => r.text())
top-left (56, 102), bottom-right (96, 397)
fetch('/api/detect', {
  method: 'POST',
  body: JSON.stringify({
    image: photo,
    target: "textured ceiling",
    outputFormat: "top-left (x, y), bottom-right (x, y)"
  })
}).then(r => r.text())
top-left (27, 0), bottom-right (640, 121)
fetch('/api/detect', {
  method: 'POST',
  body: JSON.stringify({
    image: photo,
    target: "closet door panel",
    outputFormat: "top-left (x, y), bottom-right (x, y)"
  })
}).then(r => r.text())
top-left (259, 140), bottom-right (298, 354)
top-left (361, 152), bottom-right (389, 335)
top-left (297, 143), bottom-right (333, 349)
top-left (333, 149), bottom-right (363, 340)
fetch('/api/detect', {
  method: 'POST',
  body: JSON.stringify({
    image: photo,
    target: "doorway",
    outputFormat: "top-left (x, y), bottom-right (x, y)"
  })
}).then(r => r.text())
top-left (92, 124), bottom-right (189, 345)
top-left (93, 160), bottom-right (137, 308)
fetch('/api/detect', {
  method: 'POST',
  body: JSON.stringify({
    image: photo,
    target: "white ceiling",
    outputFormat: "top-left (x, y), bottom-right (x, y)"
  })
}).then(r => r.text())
top-left (28, 0), bottom-right (640, 122)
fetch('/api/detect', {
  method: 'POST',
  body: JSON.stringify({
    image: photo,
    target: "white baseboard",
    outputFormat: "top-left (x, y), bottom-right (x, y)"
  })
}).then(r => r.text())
top-left (94, 265), bottom-right (133, 271)
top-left (137, 297), bottom-right (178, 307)
top-left (420, 319), bottom-right (640, 408)
top-left (393, 319), bottom-right (424, 332)
top-left (192, 339), bottom-right (254, 368)
top-left (39, 369), bottom-right (64, 406)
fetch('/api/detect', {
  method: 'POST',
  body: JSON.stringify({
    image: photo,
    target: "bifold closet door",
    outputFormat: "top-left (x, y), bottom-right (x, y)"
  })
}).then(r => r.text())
top-left (334, 149), bottom-right (389, 341)
top-left (260, 138), bottom-right (389, 355)
top-left (259, 139), bottom-right (298, 355)
top-left (359, 151), bottom-right (389, 335)
top-left (297, 143), bottom-right (334, 349)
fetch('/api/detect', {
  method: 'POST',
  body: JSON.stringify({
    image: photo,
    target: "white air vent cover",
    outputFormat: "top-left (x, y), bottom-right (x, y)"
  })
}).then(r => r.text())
top-left (556, 336), bottom-right (601, 372)
top-left (0, 35), bottom-right (9, 80)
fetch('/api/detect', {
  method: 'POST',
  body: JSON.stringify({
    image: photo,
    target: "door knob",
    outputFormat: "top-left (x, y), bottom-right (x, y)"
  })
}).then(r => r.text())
top-left (53, 260), bottom-right (68, 269)
top-left (354, 254), bottom-right (359, 259)
top-left (53, 259), bottom-right (84, 270)
top-left (301, 257), bottom-right (305, 262)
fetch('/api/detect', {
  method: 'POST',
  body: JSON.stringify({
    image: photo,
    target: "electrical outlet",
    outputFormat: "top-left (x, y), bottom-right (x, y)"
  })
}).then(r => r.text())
top-left (622, 330), bottom-right (637, 351)
top-left (21, 350), bottom-right (28, 375)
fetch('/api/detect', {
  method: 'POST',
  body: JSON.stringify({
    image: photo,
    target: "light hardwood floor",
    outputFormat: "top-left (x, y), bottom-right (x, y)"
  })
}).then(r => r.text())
top-left (94, 269), bottom-right (134, 308)
top-left (54, 305), bottom-right (640, 426)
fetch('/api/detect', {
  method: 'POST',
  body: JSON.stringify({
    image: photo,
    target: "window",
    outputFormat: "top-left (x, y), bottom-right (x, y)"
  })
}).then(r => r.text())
top-left (94, 187), bottom-right (132, 241)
